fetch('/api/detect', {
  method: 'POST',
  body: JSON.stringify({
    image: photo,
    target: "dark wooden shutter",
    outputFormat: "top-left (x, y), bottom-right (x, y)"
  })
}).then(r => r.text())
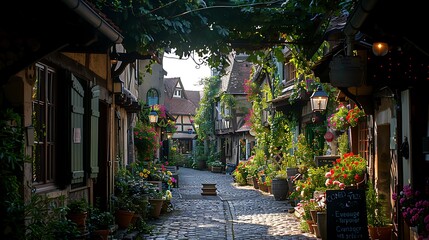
top-left (90, 86), bottom-right (100, 178)
top-left (70, 75), bottom-right (85, 184)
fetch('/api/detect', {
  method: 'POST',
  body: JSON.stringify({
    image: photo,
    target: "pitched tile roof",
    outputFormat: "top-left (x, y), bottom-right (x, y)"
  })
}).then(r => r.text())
top-left (185, 90), bottom-right (201, 107)
top-left (164, 77), bottom-right (180, 98)
top-left (222, 54), bottom-right (253, 94)
top-left (163, 77), bottom-right (200, 115)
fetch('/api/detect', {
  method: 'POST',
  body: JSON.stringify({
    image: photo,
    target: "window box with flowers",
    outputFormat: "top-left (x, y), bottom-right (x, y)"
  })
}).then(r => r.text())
top-left (328, 104), bottom-right (365, 131)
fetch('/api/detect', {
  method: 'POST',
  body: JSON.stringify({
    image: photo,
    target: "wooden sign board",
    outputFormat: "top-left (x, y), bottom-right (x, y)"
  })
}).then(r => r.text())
top-left (314, 155), bottom-right (339, 167)
top-left (326, 189), bottom-right (369, 240)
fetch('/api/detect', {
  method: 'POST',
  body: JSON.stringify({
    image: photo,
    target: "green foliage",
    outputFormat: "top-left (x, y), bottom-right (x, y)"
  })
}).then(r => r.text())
top-left (25, 194), bottom-right (80, 240)
top-left (269, 112), bottom-right (294, 162)
top-left (91, 0), bottom-right (354, 70)
top-left (112, 167), bottom-right (136, 211)
top-left (366, 182), bottom-right (390, 227)
top-left (0, 108), bottom-right (28, 239)
top-left (208, 160), bottom-right (224, 167)
top-left (294, 133), bottom-right (316, 168)
top-left (67, 198), bottom-right (89, 214)
top-left (274, 168), bottom-right (288, 180)
top-left (337, 132), bottom-right (350, 156)
top-left (220, 93), bottom-right (236, 108)
top-left (233, 161), bottom-right (249, 186)
top-left (194, 76), bottom-right (220, 140)
top-left (291, 165), bottom-right (329, 201)
top-left (168, 143), bottom-right (186, 167)
top-left (89, 208), bottom-right (114, 230)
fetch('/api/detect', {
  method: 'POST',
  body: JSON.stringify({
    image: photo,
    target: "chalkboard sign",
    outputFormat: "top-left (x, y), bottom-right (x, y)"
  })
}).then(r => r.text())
top-left (314, 155), bottom-right (339, 167)
top-left (326, 189), bottom-right (369, 240)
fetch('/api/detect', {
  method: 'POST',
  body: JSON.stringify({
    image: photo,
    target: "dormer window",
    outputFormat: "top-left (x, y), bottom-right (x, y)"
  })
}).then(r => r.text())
top-left (173, 89), bottom-right (182, 98)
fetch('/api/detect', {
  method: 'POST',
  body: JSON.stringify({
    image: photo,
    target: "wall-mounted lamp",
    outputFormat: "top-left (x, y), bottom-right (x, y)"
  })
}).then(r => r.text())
top-left (165, 126), bottom-right (174, 139)
top-left (167, 131), bottom-right (173, 139)
top-left (310, 85), bottom-right (329, 112)
top-left (113, 77), bottom-right (124, 94)
top-left (149, 108), bottom-right (159, 124)
top-left (372, 42), bottom-right (389, 56)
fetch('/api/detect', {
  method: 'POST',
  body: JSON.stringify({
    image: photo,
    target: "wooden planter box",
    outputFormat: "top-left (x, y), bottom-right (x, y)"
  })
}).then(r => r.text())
top-left (211, 166), bottom-right (223, 173)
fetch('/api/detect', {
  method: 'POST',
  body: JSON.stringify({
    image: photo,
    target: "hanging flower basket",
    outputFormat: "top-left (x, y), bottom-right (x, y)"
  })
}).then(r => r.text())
top-left (329, 55), bottom-right (365, 87)
top-left (328, 104), bottom-right (366, 131)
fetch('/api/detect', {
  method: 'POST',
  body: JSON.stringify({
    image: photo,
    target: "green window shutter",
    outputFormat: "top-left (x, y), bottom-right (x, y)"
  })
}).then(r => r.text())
top-left (70, 75), bottom-right (85, 184)
top-left (90, 86), bottom-right (100, 178)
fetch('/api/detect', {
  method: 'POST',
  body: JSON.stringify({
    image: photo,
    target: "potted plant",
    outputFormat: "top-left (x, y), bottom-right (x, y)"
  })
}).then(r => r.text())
top-left (89, 208), bottom-right (114, 240)
top-left (366, 182), bottom-right (393, 240)
top-left (208, 160), bottom-right (224, 173)
top-left (148, 188), bottom-right (165, 219)
top-left (328, 104), bottom-right (366, 131)
top-left (232, 161), bottom-right (249, 186)
top-left (271, 169), bottom-right (289, 201)
top-left (113, 167), bottom-right (136, 229)
top-left (66, 198), bottom-right (89, 232)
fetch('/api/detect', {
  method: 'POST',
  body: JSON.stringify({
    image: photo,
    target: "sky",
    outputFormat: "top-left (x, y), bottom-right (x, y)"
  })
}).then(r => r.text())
top-left (162, 52), bottom-right (212, 91)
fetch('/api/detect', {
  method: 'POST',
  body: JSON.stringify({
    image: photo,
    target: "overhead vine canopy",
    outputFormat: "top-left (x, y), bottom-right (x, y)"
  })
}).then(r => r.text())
top-left (92, 0), bottom-right (354, 67)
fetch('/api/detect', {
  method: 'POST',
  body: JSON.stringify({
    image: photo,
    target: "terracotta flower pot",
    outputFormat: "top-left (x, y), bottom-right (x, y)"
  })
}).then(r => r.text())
top-left (306, 219), bottom-right (315, 234)
top-left (148, 199), bottom-right (164, 218)
top-left (92, 229), bottom-right (109, 240)
top-left (115, 209), bottom-right (135, 229)
top-left (368, 225), bottom-right (393, 240)
top-left (67, 211), bottom-right (88, 233)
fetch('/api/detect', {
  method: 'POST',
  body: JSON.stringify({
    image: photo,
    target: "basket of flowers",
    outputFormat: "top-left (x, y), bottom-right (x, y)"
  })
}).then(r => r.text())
top-left (328, 104), bottom-right (366, 131)
top-left (324, 152), bottom-right (367, 189)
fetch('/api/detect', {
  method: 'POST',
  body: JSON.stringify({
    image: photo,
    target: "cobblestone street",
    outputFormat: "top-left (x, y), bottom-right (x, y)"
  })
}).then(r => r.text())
top-left (142, 168), bottom-right (318, 240)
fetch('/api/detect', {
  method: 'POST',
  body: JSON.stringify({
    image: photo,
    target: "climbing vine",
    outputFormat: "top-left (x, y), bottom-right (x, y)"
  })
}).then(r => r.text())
top-left (194, 76), bottom-right (221, 141)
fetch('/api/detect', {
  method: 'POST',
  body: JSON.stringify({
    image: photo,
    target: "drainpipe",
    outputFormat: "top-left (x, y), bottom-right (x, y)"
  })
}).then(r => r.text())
top-left (62, 0), bottom-right (123, 44)
top-left (343, 0), bottom-right (378, 55)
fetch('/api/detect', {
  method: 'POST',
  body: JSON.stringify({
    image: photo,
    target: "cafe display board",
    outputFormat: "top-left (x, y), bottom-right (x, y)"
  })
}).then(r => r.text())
top-left (314, 155), bottom-right (339, 167)
top-left (326, 189), bottom-right (369, 240)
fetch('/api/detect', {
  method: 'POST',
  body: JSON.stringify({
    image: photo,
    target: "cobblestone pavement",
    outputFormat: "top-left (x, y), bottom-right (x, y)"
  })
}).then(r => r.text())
top-left (142, 167), bottom-right (318, 240)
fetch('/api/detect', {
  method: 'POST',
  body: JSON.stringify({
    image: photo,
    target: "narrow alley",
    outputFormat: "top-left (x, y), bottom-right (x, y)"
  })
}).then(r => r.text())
top-left (141, 168), bottom-right (317, 240)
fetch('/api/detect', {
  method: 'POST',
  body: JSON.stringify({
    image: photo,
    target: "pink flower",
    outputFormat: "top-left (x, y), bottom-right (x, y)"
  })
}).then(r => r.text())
top-left (392, 192), bottom-right (397, 201)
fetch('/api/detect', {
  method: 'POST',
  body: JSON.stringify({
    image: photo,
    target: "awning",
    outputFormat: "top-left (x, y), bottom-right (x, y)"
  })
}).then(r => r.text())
top-left (236, 125), bottom-right (250, 133)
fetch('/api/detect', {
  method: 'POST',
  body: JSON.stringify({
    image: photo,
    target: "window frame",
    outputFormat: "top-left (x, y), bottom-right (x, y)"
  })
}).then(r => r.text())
top-left (32, 63), bottom-right (57, 187)
top-left (147, 88), bottom-right (159, 106)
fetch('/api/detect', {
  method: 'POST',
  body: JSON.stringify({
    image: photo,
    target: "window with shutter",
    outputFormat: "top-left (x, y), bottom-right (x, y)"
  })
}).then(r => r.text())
top-left (70, 75), bottom-right (85, 184)
top-left (89, 86), bottom-right (100, 178)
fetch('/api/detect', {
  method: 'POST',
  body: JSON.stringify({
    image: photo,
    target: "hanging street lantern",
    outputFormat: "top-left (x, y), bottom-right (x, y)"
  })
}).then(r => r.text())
top-left (310, 85), bottom-right (329, 112)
